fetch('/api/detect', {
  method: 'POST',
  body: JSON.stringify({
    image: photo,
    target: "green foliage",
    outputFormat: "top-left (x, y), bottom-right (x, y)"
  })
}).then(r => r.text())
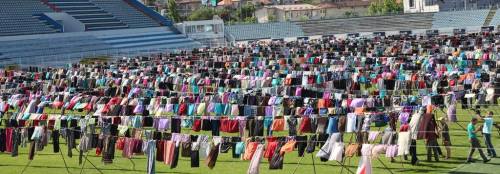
top-left (268, 14), bottom-right (277, 22)
top-left (243, 16), bottom-right (257, 23)
top-left (166, 0), bottom-right (180, 23)
top-left (188, 7), bottom-right (219, 21)
top-left (188, 4), bottom-right (257, 24)
top-left (344, 11), bottom-right (359, 18)
top-left (299, 15), bottom-right (309, 21)
top-left (368, 0), bottom-right (403, 15)
top-left (235, 4), bottom-right (256, 21)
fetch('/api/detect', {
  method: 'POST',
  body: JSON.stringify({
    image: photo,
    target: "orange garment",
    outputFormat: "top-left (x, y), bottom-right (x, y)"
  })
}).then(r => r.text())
top-left (271, 118), bottom-right (285, 131)
top-left (280, 140), bottom-right (296, 154)
top-left (354, 107), bottom-right (364, 115)
top-left (426, 105), bottom-right (433, 114)
top-left (243, 142), bottom-right (258, 160)
top-left (317, 99), bottom-right (326, 108)
top-left (164, 141), bottom-right (175, 165)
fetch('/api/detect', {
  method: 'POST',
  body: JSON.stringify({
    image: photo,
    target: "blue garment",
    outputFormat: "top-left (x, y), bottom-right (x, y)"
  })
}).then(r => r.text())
top-left (235, 142), bottom-right (245, 155)
top-left (326, 117), bottom-right (339, 134)
top-left (187, 104), bottom-right (195, 116)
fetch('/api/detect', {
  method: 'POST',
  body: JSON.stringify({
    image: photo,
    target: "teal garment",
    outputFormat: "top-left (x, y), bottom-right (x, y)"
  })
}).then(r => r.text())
top-left (181, 119), bottom-right (193, 128)
top-left (379, 90), bottom-right (387, 98)
top-left (272, 79), bottom-right (279, 86)
top-left (264, 117), bottom-right (273, 129)
top-left (133, 116), bottom-right (142, 128)
top-left (223, 104), bottom-right (231, 115)
top-left (316, 75), bottom-right (323, 84)
top-left (192, 85), bottom-right (199, 94)
top-left (446, 64), bottom-right (453, 72)
top-left (145, 90), bottom-right (154, 98)
top-left (214, 103), bottom-right (224, 116)
top-left (359, 76), bottom-right (367, 83)
top-left (22, 113), bottom-right (30, 120)
top-left (235, 142), bottom-right (245, 155)
top-left (467, 123), bottom-right (477, 139)
top-left (187, 104), bottom-right (195, 116)
top-left (173, 104), bottom-right (179, 113)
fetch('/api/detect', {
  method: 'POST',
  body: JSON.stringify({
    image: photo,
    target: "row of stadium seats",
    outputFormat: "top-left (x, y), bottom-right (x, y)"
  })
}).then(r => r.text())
top-left (0, 35), bottom-right (113, 65)
top-left (293, 13), bottom-right (433, 36)
top-left (97, 28), bottom-right (202, 52)
top-left (489, 9), bottom-right (500, 27)
top-left (431, 9), bottom-right (490, 29)
top-left (90, 0), bottom-right (160, 28)
top-left (225, 22), bottom-right (305, 41)
top-left (0, 27), bottom-right (201, 66)
top-left (0, 0), bottom-right (59, 36)
top-left (46, 0), bottom-right (129, 31)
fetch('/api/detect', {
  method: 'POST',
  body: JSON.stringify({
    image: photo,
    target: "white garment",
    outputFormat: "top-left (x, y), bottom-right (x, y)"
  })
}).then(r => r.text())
top-left (346, 113), bottom-right (357, 133)
top-left (316, 133), bottom-right (342, 159)
top-left (356, 144), bottom-right (373, 174)
top-left (397, 132), bottom-right (411, 156)
top-left (328, 143), bottom-right (344, 162)
top-left (247, 144), bottom-right (264, 174)
top-left (409, 111), bottom-right (423, 140)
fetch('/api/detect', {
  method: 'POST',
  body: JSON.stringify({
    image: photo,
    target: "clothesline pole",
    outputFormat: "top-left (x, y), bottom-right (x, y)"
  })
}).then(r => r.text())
top-left (20, 159), bottom-right (32, 174)
top-left (376, 157), bottom-right (394, 174)
top-left (291, 152), bottom-right (305, 174)
top-left (75, 149), bottom-right (104, 174)
top-left (311, 153), bottom-right (317, 174)
top-left (335, 160), bottom-right (354, 174)
top-left (79, 151), bottom-right (89, 174)
top-left (59, 147), bottom-right (71, 174)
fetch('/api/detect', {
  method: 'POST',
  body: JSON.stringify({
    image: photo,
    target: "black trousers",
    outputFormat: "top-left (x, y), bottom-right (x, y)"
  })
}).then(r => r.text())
top-left (191, 150), bottom-right (199, 167)
top-left (296, 136), bottom-right (307, 157)
top-left (410, 140), bottom-right (418, 165)
top-left (52, 130), bottom-right (60, 153)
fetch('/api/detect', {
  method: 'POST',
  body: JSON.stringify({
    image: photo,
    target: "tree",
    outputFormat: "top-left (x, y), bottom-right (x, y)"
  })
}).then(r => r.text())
top-left (235, 3), bottom-right (256, 22)
top-left (368, 0), bottom-right (403, 15)
top-left (188, 7), bottom-right (217, 21)
top-left (166, 0), bottom-right (180, 22)
top-left (268, 14), bottom-right (277, 22)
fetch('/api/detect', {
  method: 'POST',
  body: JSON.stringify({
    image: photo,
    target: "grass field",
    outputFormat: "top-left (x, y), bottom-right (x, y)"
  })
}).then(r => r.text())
top-left (0, 107), bottom-right (499, 174)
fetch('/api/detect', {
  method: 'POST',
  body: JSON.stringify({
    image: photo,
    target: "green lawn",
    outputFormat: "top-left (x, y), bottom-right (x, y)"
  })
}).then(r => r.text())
top-left (1, 107), bottom-right (499, 174)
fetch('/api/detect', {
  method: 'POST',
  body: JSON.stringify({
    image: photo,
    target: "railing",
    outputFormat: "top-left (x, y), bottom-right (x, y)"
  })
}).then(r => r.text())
top-left (122, 0), bottom-right (172, 26)
top-left (34, 13), bottom-right (64, 32)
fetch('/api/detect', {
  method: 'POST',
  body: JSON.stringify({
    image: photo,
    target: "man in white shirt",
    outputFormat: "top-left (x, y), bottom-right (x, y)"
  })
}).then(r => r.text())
top-left (482, 111), bottom-right (497, 157)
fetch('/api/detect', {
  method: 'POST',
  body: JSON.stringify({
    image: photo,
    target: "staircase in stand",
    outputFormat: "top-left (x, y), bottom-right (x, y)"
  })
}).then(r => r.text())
top-left (43, 0), bottom-right (128, 31)
top-left (484, 7), bottom-right (497, 26)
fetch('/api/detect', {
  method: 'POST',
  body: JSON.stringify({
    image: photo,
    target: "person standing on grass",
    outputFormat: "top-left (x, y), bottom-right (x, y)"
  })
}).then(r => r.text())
top-left (438, 117), bottom-right (451, 159)
top-left (481, 111), bottom-right (497, 157)
top-left (425, 115), bottom-right (440, 162)
top-left (467, 118), bottom-right (490, 163)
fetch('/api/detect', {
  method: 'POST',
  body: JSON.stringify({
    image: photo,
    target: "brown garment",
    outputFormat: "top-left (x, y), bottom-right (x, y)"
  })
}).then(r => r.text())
top-left (345, 144), bottom-right (360, 157)
top-left (338, 115), bottom-right (347, 133)
top-left (205, 143), bottom-right (220, 169)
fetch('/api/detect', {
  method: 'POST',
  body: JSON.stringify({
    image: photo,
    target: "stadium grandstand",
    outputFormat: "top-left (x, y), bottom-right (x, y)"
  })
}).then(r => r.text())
top-left (1, 0), bottom-right (500, 66)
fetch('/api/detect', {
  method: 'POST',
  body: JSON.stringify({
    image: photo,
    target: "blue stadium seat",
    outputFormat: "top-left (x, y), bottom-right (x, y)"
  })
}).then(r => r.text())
top-left (90, 0), bottom-right (160, 28)
top-left (432, 10), bottom-right (489, 29)
top-left (225, 22), bottom-right (305, 41)
top-left (294, 13), bottom-right (434, 36)
top-left (490, 9), bottom-right (500, 27)
top-left (0, 0), bottom-right (60, 36)
top-left (46, 0), bottom-right (129, 31)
